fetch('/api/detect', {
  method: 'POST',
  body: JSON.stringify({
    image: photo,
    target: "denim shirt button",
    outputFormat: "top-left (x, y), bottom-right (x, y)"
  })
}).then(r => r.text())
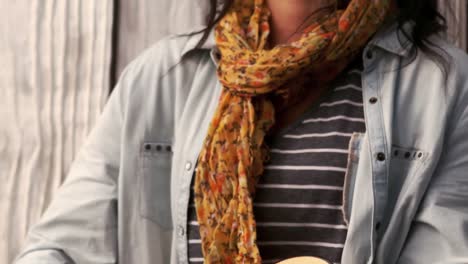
top-left (377, 152), bottom-right (386, 161)
top-left (185, 161), bottom-right (193, 171)
top-left (369, 97), bottom-right (378, 104)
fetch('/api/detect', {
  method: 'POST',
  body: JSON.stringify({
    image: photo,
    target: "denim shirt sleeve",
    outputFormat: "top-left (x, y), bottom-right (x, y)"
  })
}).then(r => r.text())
top-left (398, 50), bottom-right (468, 264)
top-left (13, 62), bottom-right (135, 264)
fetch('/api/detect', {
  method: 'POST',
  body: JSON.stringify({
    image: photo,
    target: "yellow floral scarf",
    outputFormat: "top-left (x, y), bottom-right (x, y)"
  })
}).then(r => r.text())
top-left (194, 0), bottom-right (390, 263)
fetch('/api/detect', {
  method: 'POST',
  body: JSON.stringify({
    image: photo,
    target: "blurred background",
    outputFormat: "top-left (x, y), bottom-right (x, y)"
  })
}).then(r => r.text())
top-left (0, 0), bottom-right (466, 263)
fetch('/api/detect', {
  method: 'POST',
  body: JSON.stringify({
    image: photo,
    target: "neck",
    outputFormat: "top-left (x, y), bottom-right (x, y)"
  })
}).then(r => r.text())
top-left (266, 0), bottom-right (334, 46)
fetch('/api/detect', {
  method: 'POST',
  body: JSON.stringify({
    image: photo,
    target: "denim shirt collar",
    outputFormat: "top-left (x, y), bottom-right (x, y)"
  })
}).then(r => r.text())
top-left (368, 21), bottom-right (414, 57)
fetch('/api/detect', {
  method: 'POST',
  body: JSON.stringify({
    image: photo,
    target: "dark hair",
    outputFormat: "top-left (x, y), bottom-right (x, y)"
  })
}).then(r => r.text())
top-left (396, 0), bottom-right (450, 73)
top-left (196, 0), bottom-right (450, 73)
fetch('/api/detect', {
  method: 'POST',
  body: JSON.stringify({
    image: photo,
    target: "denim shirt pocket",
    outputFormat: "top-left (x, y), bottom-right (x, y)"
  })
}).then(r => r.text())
top-left (342, 132), bottom-right (366, 225)
top-left (386, 145), bottom-right (427, 208)
top-left (138, 142), bottom-right (173, 230)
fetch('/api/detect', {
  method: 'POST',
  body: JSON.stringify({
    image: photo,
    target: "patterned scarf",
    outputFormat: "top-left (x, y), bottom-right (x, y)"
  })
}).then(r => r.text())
top-left (194, 0), bottom-right (390, 263)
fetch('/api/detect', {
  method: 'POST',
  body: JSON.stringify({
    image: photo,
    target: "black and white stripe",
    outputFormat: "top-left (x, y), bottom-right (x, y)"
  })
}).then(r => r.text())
top-left (187, 63), bottom-right (365, 263)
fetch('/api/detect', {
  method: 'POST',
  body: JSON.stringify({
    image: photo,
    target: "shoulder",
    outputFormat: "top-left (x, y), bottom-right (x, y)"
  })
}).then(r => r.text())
top-left (417, 37), bottom-right (468, 128)
top-left (121, 32), bottom-right (210, 82)
top-left (416, 35), bottom-right (468, 85)
top-left (443, 42), bottom-right (468, 89)
top-left (114, 32), bottom-right (214, 108)
top-left (435, 38), bottom-right (468, 120)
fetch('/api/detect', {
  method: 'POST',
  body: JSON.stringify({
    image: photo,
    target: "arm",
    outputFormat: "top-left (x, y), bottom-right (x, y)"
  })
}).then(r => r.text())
top-left (398, 53), bottom-right (468, 264)
top-left (14, 66), bottom-right (133, 264)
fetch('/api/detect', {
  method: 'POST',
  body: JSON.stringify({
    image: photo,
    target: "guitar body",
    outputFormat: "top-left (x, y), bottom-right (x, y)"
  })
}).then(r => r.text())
top-left (276, 256), bottom-right (331, 264)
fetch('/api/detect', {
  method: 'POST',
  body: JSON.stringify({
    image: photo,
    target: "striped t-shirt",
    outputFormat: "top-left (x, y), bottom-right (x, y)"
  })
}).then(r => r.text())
top-left (187, 62), bottom-right (366, 264)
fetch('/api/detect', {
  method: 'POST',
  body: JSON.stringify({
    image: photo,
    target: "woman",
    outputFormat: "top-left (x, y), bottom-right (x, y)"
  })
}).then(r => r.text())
top-left (15, 0), bottom-right (468, 263)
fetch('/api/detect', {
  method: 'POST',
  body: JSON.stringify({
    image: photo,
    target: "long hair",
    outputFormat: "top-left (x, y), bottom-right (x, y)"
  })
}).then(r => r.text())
top-left (196, 0), bottom-right (450, 73)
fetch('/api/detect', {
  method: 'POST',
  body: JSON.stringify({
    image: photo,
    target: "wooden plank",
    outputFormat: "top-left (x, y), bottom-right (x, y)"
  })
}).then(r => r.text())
top-left (114, 0), bottom-right (208, 78)
top-left (439, 0), bottom-right (467, 51)
top-left (0, 1), bottom-right (113, 262)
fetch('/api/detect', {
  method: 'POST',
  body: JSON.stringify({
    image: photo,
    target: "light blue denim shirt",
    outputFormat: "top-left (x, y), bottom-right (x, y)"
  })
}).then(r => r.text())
top-left (15, 22), bottom-right (468, 264)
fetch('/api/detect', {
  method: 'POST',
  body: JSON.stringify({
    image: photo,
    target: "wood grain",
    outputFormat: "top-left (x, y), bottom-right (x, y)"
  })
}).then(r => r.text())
top-left (0, 1), bottom-right (113, 263)
top-left (114, 0), bottom-right (208, 77)
top-left (438, 0), bottom-right (467, 51)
